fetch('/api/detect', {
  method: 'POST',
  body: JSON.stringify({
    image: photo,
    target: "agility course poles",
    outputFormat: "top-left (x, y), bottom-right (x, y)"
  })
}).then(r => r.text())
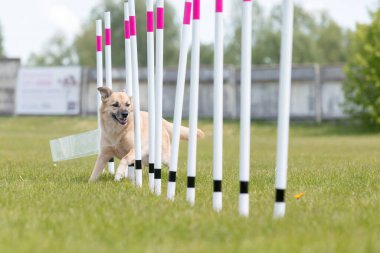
top-left (213, 0), bottom-right (223, 212)
top-left (274, 0), bottom-right (294, 218)
top-left (96, 20), bottom-right (103, 131)
top-left (238, 0), bottom-right (252, 217)
top-left (154, 0), bottom-right (165, 195)
top-left (124, 2), bottom-right (135, 182)
top-left (104, 11), bottom-right (115, 175)
top-left (128, 0), bottom-right (143, 187)
top-left (167, 0), bottom-right (193, 201)
top-left (146, 0), bottom-right (156, 193)
top-left (186, 0), bottom-right (200, 206)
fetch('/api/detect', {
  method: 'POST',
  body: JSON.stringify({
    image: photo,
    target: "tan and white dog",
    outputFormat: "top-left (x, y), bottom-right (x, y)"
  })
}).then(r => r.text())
top-left (89, 87), bottom-right (204, 182)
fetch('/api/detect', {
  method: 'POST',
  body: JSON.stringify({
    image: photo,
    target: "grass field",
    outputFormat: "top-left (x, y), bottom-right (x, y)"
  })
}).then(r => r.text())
top-left (0, 116), bottom-right (379, 253)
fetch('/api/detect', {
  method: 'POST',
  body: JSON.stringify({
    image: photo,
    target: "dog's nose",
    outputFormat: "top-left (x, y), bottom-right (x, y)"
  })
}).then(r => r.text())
top-left (121, 112), bottom-right (129, 118)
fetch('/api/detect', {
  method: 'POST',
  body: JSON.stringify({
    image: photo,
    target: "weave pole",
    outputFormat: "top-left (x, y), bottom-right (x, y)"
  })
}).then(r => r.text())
top-left (167, 0), bottom-right (193, 201)
top-left (104, 12), bottom-right (115, 175)
top-left (124, 2), bottom-right (135, 182)
top-left (238, 0), bottom-right (252, 217)
top-left (154, 0), bottom-right (165, 195)
top-left (128, 0), bottom-right (143, 187)
top-left (213, 0), bottom-right (223, 212)
top-left (274, 0), bottom-right (294, 218)
top-left (96, 20), bottom-right (103, 132)
top-left (186, 0), bottom-right (200, 206)
top-left (146, 0), bottom-right (156, 193)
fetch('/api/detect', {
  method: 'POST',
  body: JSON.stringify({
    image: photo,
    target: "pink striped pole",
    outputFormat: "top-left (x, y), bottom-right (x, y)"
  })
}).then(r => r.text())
top-left (213, 0), bottom-right (223, 212)
top-left (128, 0), bottom-right (143, 187)
top-left (123, 2), bottom-right (135, 182)
top-left (186, 0), bottom-right (200, 205)
top-left (104, 11), bottom-right (115, 175)
top-left (96, 20), bottom-right (103, 131)
top-left (154, 0), bottom-right (165, 196)
top-left (167, 0), bottom-right (193, 201)
top-left (146, 0), bottom-right (155, 193)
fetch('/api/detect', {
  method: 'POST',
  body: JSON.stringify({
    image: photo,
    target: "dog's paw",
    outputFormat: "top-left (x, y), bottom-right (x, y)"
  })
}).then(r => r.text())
top-left (114, 173), bottom-right (124, 182)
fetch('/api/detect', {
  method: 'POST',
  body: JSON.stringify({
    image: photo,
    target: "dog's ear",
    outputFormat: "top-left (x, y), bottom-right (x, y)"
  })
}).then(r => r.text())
top-left (98, 87), bottom-right (112, 102)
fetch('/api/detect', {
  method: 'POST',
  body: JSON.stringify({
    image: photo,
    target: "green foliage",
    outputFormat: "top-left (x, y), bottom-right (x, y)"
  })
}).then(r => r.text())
top-left (74, 0), bottom-right (179, 67)
top-left (0, 22), bottom-right (5, 57)
top-left (28, 0), bottom-right (350, 68)
top-left (27, 33), bottom-right (77, 66)
top-left (199, 44), bottom-right (213, 65)
top-left (28, 0), bottom-right (179, 67)
top-left (225, 1), bottom-right (348, 65)
top-left (343, 9), bottom-right (380, 128)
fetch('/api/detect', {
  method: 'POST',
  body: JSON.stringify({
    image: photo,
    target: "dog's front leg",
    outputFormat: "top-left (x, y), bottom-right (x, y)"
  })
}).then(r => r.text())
top-left (89, 154), bottom-right (109, 182)
top-left (115, 149), bottom-right (135, 181)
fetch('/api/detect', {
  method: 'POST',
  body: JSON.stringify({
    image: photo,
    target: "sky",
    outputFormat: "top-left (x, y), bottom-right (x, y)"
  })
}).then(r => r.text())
top-left (0, 0), bottom-right (378, 64)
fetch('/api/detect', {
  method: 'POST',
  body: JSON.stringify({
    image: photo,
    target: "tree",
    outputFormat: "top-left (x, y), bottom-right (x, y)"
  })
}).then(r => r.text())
top-left (0, 22), bottom-right (5, 57)
top-left (75, 0), bottom-right (179, 67)
top-left (316, 12), bottom-right (348, 64)
top-left (225, 1), bottom-right (348, 65)
top-left (224, 1), bottom-right (264, 65)
top-left (27, 33), bottom-right (77, 66)
top-left (343, 9), bottom-right (380, 128)
top-left (199, 44), bottom-right (213, 65)
top-left (28, 0), bottom-right (179, 67)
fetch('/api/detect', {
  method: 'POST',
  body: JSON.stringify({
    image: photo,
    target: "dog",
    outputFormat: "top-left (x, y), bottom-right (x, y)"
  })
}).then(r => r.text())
top-left (89, 87), bottom-right (204, 182)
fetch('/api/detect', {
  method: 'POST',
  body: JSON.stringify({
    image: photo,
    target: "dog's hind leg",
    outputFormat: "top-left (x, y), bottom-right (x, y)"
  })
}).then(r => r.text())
top-left (115, 149), bottom-right (135, 181)
top-left (89, 154), bottom-right (110, 182)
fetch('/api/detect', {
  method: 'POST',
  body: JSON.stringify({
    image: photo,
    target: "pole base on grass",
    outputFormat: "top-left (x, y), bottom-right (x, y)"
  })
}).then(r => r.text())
top-left (128, 165), bottom-right (135, 184)
top-left (154, 168), bottom-right (161, 196)
top-left (167, 181), bottom-right (176, 201)
top-left (186, 188), bottom-right (195, 206)
top-left (213, 192), bottom-right (222, 212)
top-left (154, 179), bottom-right (161, 196)
top-left (135, 160), bottom-right (142, 187)
top-left (108, 164), bottom-right (115, 174)
top-left (149, 163), bottom-right (154, 193)
top-left (239, 193), bottom-right (249, 217)
top-left (274, 202), bottom-right (286, 218)
top-left (108, 158), bottom-right (115, 175)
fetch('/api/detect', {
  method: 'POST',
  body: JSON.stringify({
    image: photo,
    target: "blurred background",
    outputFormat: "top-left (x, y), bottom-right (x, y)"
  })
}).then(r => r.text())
top-left (0, 0), bottom-right (379, 127)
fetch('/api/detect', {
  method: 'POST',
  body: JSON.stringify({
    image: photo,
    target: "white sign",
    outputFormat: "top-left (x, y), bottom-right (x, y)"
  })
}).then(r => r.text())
top-left (15, 67), bottom-right (82, 115)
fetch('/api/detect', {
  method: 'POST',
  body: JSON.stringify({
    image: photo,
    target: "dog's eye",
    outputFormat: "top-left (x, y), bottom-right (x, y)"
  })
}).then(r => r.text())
top-left (112, 102), bottom-right (119, 107)
top-left (126, 103), bottom-right (130, 107)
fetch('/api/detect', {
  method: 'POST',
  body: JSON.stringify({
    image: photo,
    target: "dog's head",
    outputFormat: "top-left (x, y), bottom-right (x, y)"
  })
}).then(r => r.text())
top-left (98, 87), bottom-right (133, 126)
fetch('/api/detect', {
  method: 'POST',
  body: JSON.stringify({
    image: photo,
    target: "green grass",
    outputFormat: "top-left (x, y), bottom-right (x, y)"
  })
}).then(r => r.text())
top-left (0, 116), bottom-right (379, 253)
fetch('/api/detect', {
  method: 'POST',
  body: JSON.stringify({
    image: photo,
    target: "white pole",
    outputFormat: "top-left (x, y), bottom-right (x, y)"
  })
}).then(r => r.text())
top-left (129, 0), bottom-right (143, 187)
top-left (274, 0), bottom-right (294, 218)
top-left (167, 0), bottom-right (193, 201)
top-left (213, 0), bottom-right (223, 212)
top-left (96, 20), bottom-right (103, 131)
top-left (146, 0), bottom-right (155, 193)
top-left (124, 2), bottom-right (135, 182)
top-left (238, 0), bottom-right (252, 217)
top-left (154, 0), bottom-right (165, 196)
top-left (186, 0), bottom-right (200, 206)
top-left (104, 11), bottom-right (115, 175)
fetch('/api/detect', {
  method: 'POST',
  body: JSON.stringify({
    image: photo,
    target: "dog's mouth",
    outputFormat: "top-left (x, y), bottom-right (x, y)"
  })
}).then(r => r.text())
top-left (111, 113), bottom-right (128, 125)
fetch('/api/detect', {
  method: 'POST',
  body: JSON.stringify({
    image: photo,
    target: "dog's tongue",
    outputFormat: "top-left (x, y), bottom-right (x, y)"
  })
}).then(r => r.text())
top-left (119, 119), bottom-right (127, 125)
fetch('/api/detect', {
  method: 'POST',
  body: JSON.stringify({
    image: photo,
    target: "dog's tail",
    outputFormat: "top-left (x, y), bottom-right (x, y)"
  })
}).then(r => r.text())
top-left (163, 120), bottom-right (205, 140)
